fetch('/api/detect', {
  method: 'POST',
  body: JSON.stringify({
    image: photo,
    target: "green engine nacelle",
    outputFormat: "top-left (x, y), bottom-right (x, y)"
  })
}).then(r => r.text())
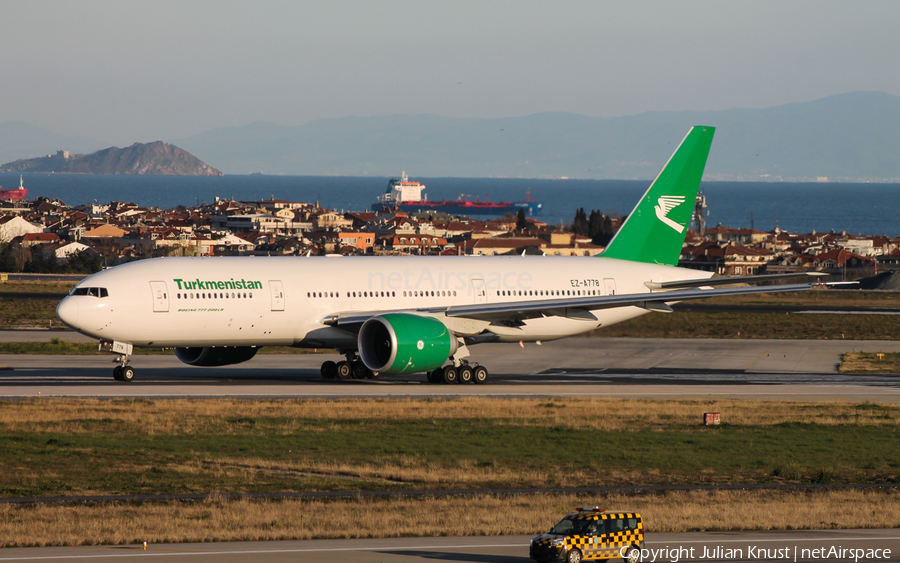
top-left (358, 314), bottom-right (457, 374)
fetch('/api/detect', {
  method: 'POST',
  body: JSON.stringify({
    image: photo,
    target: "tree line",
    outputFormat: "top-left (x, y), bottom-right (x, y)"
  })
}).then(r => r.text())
top-left (572, 208), bottom-right (617, 246)
top-left (0, 244), bottom-right (102, 274)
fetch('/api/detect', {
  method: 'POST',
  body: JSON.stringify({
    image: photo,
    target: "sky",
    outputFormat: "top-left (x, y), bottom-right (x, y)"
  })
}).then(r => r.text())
top-left (3, 0), bottom-right (899, 146)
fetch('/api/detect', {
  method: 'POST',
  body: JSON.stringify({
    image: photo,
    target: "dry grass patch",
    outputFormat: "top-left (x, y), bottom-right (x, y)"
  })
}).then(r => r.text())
top-left (0, 281), bottom-right (76, 293)
top-left (590, 310), bottom-right (900, 340)
top-left (694, 289), bottom-right (900, 308)
top-left (841, 352), bottom-right (900, 374)
top-left (1, 489), bottom-right (898, 547)
top-left (2, 397), bottom-right (898, 434)
top-left (2, 398), bottom-right (897, 498)
top-left (194, 456), bottom-right (553, 488)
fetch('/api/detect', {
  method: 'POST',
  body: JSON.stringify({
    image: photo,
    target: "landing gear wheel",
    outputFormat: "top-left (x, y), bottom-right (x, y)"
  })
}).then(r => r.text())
top-left (472, 365), bottom-right (489, 384)
top-left (458, 365), bottom-right (474, 384)
top-left (442, 365), bottom-right (459, 384)
top-left (566, 548), bottom-right (583, 563)
top-left (427, 369), bottom-right (443, 384)
top-left (624, 546), bottom-right (641, 563)
top-left (320, 361), bottom-right (336, 379)
top-left (118, 365), bottom-right (135, 382)
top-left (351, 361), bottom-right (368, 379)
top-left (335, 361), bottom-right (352, 379)
top-left (113, 366), bottom-right (123, 381)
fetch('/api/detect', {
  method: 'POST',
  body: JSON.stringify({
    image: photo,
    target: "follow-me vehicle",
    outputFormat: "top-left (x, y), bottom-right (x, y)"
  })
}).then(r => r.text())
top-left (56, 127), bottom-right (820, 382)
top-left (530, 507), bottom-right (644, 563)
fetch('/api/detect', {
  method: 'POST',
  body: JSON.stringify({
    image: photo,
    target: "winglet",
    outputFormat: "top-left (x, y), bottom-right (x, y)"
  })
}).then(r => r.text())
top-left (601, 126), bottom-right (715, 266)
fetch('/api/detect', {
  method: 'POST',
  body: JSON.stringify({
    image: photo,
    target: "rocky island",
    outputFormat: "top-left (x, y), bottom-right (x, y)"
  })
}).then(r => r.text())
top-left (0, 141), bottom-right (223, 176)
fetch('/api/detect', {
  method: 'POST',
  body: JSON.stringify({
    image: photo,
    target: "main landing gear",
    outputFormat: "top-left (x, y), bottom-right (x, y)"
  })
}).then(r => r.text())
top-left (320, 353), bottom-right (379, 380)
top-left (426, 362), bottom-right (489, 385)
top-left (427, 342), bottom-right (489, 384)
top-left (319, 343), bottom-right (489, 384)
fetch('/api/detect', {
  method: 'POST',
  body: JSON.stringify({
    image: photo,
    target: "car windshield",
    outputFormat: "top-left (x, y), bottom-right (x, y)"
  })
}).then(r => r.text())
top-left (550, 517), bottom-right (595, 535)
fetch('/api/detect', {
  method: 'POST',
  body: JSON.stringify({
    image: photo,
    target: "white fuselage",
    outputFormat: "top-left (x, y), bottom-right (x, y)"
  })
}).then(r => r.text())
top-left (57, 255), bottom-right (712, 349)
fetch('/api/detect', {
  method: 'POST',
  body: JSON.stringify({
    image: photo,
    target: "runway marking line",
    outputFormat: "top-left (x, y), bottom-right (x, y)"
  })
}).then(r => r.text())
top-left (1, 536), bottom-right (899, 560)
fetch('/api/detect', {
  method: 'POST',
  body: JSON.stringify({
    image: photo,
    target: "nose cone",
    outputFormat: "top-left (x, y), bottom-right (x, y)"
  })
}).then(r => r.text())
top-left (56, 297), bottom-right (79, 328)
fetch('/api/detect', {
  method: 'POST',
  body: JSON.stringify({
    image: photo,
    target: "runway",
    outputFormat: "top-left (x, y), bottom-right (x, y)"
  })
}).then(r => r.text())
top-left (0, 529), bottom-right (897, 562)
top-left (2, 336), bottom-right (900, 401)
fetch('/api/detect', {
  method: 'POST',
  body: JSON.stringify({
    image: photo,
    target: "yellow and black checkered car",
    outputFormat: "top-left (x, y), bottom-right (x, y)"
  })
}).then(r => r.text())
top-left (530, 508), bottom-right (643, 563)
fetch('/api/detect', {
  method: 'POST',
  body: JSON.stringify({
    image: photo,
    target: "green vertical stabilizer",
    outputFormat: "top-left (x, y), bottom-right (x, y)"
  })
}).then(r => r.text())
top-left (602, 126), bottom-right (715, 265)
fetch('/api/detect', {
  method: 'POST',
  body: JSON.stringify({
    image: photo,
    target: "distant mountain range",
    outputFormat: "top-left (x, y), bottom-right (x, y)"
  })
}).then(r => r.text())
top-left (0, 141), bottom-right (222, 176)
top-left (2, 91), bottom-right (899, 180)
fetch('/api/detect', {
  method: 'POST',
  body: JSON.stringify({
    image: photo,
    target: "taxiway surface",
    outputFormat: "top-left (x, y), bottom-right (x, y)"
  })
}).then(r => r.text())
top-left (2, 336), bottom-right (899, 401)
top-left (0, 529), bottom-right (897, 562)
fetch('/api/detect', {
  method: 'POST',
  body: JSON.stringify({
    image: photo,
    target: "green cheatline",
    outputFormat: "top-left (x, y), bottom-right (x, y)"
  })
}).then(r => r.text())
top-left (602, 126), bottom-right (715, 266)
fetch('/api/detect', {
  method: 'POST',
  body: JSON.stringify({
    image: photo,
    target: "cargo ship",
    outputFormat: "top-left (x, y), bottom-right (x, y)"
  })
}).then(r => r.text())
top-left (0, 175), bottom-right (28, 203)
top-left (372, 172), bottom-right (542, 216)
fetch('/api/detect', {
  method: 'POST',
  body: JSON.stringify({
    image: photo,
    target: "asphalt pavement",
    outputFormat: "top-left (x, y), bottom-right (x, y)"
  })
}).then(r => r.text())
top-left (1, 336), bottom-right (899, 401)
top-left (0, 529), bottom-right (897, 562)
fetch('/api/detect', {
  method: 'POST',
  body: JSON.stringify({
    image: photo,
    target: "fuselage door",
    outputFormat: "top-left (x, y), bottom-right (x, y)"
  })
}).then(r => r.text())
top-left (603, 278), bottom-right (617, 296)
top-left (269, 280), bottom-right (285, 311)
top-left (150, 281), bottom-right (169, 312)
top-left (471, 278), bottom-right (487, 303)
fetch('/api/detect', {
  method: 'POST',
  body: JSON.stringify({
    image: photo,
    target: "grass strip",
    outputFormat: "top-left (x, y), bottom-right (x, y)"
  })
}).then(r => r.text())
top-left (841, 351), bottom-right (900, 373)
top-left (590, 310), bottom-right (900, 340)
top-left (0, 281), bottom-right (77, 293)
top-left (1, 489), bottom-right (898, 547)
top-left (1, 398), bottom-right (898, 499)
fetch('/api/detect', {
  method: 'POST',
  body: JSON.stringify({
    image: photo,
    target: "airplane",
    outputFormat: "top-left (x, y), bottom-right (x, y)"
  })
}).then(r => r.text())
top-left (56, 126), bottom-right (822, 383)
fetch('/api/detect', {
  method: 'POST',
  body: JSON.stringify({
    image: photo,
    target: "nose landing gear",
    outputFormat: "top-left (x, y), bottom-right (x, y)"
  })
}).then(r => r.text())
top-left (101, 341), bottom-right (136, 382)
top-left (113, 363), bottom-right (135, 382)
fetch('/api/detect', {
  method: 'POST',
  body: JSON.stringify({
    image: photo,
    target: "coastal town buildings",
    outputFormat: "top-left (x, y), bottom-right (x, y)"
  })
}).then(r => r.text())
top-left (0, 194), bottom-right (894, 282)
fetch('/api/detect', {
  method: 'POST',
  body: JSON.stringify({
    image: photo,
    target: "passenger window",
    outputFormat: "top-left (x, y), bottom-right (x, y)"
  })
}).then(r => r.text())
top-left (608, 519), bottom-right (624, 533)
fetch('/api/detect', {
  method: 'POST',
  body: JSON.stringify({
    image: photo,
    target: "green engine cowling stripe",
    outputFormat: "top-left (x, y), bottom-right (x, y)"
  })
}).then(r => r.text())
top-left (361, 314), bottom-right (455, 374)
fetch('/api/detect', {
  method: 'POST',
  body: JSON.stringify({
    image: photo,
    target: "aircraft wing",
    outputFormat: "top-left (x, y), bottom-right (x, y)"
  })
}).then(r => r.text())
top-left (328, 279), bottom-right (821, 327)
top-left (442, 282), bottom-right (817, 322)
top-left (643, 272), bottom-right (827, 290)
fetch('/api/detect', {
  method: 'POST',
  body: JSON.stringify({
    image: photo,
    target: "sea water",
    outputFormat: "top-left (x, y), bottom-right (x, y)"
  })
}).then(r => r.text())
top-left (1, 172), bottom-right (898, 237)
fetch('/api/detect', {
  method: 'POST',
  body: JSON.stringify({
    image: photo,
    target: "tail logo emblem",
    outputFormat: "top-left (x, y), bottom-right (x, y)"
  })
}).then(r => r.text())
top-left (654, 195), bottom-right (686, 233)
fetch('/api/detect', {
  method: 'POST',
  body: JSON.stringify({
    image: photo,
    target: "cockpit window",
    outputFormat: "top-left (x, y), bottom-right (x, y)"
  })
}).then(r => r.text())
top-left (71, 287), bottom-right (108, 298)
